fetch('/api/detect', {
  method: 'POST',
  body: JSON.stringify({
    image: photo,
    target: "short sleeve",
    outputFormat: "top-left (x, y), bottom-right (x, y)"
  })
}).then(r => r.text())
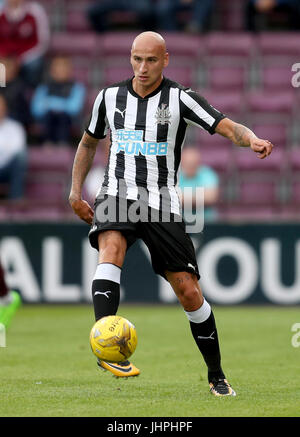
top-left (85, 89), bottom-right (109, 139)
top-left (180, 89), bottom-right (225, 134)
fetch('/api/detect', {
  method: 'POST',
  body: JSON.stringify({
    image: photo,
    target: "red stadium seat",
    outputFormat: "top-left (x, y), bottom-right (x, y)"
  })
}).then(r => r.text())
top-left (205, 32), bottom-right (255, 58)
top-left (235, 146), bottom-right (285, 172)
top-left (49, 32), bottom-right (99, 56)
top-left (26, 146), bottom-right (74, 208)
top-left (160, 33), bottom-right (204, 58)
top-left (290, 181), bottom-right (300, 204)
top-left (246, 91), bottom-right (295, 137)
top-left (257, 33), bottom-right (300, 57)
top-left (237, 180), bottom-right (279, 205)
top-left (0, 205), bottom-right (9, 220)
top-left (198, 145), bottom-right (233, 173)
top-left (28, 146), bottom-right (74, 173)
top-left (206, 66), bottom-right (248, 91)
top-left (259, 65), bottom-right (294, 91)
top-left (164, 66), bottom-right (195, 87)
top-left (8, 204), bottom-right (72, 221)
top-left (102, 32), bottom-right (139, 56)
top-left (195, 128), bottom-right (233, 148)
top-left (251, 123), bottom-right (288, 148)
top-left (246, 91), bottom-right (295, 115)
top-left (66, 10), bottom-right (92, 32)
top-left (289, 147), bottom-right (300, 170)
top-left (25, 181), bottom-right (67, 204)
top-left (201, 91), bottom-right (245, 118)
top-left (277, 205), bottom-right (300, 220)
top-left (86, 88), bottom-right (101, 111)
top-left (72, 63), bottom-right (91, 86)
top-left (102, 66), bottom-right (133, 86)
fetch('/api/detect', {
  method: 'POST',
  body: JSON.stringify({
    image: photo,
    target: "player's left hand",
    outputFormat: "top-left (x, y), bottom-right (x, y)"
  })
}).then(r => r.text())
top-left (250, 138), bottom-right (273, 159)
top-left (69, 198), bottom-right (94, 225)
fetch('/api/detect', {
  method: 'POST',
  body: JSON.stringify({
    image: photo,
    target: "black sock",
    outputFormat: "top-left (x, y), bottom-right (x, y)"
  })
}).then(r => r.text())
top-left (92, 279), bottom-right (120, 321)
top-left (189, 311), bottom-right (225, 382)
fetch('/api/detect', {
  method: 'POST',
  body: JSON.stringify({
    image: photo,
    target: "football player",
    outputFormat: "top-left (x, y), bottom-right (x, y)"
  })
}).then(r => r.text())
top-left (69, 32), bottom-right (273, 396)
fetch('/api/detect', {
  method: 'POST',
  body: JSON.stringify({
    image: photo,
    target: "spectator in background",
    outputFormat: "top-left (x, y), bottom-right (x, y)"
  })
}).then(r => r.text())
top-left (0, 56), bottom-right (30, 127)
top-left (31, 55), bottom-right (86, 147)
top-left (246, 0), bottom-right (300, 30)
top-left (155, 0), bottom-right (215, 33)
top-left (0, 94), bottom-right (27, 200)
top-left (0, 0), bottom-right (50, 88)
top-left (178, 146), bottom-right (219, 222)
top-left (87, 0), bottom-right (153, 33)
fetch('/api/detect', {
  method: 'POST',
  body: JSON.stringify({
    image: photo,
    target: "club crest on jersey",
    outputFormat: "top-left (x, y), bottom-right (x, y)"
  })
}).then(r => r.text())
top-left (155, 103), bottom-right (171, 125)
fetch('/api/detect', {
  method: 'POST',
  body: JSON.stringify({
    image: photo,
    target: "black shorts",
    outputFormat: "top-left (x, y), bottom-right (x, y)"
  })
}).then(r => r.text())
top-left (88, 195), bottom-right (200, 280)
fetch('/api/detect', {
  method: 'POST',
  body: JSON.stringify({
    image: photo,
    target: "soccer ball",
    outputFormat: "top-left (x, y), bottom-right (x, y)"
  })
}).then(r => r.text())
top-left (90, 315), bottom-right (138, 363)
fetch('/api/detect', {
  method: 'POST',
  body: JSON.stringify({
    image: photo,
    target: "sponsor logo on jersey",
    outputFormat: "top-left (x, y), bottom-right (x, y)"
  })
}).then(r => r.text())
top-left (115, 130), bottom-right (168, 156)
top-left (116, 130), bottom-right (144, 142)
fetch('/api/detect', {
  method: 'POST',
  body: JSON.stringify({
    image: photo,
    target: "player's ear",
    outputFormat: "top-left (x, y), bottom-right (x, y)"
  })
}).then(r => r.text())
top-left (164, 52), bottom-right (169, 68)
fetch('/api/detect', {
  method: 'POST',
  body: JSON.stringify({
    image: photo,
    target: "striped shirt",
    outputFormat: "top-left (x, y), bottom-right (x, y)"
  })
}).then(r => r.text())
top-left (86, 77), bottom-right (225, 215)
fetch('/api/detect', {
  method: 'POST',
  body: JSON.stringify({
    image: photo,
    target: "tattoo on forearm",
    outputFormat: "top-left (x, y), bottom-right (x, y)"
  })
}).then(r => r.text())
top-left (233, 124), bottom-right (256, 147)
top-left (80, 131), bottom-right (99, 149)
top-left (81, 136), bottom-right (98, 149)
top-left (70, 134), bottom-right (98, 197)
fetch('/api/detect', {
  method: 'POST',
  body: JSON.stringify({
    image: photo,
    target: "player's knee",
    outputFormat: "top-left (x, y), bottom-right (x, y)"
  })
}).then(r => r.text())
top-left (103, 241), bottom-right (120, 256)
top-left (98, 232), bottom-right (127, 265)
top-left (178, 286), bottom-right (201, 307)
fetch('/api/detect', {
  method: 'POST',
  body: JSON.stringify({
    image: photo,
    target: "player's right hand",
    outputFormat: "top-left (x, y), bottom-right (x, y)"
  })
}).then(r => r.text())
top-left (250, 138), bottom-right (273, 159)
top-left (69, 198), bottom-right (94, 225)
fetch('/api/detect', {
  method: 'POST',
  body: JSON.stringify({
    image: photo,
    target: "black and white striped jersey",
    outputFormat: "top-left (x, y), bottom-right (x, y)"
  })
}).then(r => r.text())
top-left (86, 77), bottom-right (225, 215)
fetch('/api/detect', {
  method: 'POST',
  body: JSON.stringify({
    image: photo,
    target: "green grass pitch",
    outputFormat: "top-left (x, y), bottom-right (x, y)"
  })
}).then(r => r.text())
top-left (0, 304), bottom-right (299, 417)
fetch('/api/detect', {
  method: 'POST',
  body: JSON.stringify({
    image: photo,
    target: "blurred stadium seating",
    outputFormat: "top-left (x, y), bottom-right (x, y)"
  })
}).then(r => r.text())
top-left (4, 0), bottom-right (298, 222)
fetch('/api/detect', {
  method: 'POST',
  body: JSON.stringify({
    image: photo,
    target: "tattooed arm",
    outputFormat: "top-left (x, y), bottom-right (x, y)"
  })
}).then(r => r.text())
top-left (69, 132), bottom-right (99, 224)
top-left (215, 118), bottom-right (273, 159)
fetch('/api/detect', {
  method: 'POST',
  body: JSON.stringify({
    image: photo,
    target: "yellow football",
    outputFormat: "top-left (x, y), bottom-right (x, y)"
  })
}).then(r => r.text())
top-left (90, 315), bottom-right (138, 363)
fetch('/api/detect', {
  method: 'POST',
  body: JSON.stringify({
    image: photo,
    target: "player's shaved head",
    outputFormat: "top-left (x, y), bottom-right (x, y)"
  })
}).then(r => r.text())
top-left (131, 31), bottom-right (167, 55)
top-left (130, 32), bottom-right (169, 97)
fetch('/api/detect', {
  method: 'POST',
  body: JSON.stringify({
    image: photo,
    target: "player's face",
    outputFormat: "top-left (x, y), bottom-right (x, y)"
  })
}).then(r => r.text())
top-left (130, 43), bottom-right (169, 93)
